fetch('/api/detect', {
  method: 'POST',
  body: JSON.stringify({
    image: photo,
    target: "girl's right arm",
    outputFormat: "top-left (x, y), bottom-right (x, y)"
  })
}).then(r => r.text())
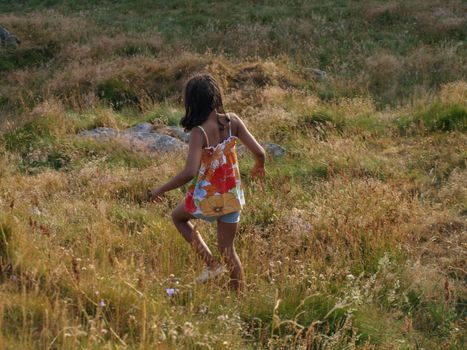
top-left (150, 128), bottom-right (203, 201)
top-left (234, 115), bottom-right (266, 184)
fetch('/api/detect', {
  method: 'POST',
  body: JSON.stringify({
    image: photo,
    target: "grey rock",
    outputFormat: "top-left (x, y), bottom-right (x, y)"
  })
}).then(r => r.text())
top-left (124, 122), bottom-right (154, 134)
top-left (0, 26), bottom-right (20, 47)
top-left (309, 68), bottom-right (327, 81)
top-left (149, 134), bottom-right (186, 152)
top-left (156, 126), bottom-right (189, 143)
top-left (80, 123), bottom-right (285, 156)
top-left (263, 142), bottom-right (287, 158)
top-left (128, 131), bottom-right (186, 152)
top-left (166, 126), bottom-right (190, 143)
top-left (79, 124), bottom-right (186, 152)
top-left (236, 142), bottom-right (286, 158)
top-left (80, 127), bottom-right (119, 138)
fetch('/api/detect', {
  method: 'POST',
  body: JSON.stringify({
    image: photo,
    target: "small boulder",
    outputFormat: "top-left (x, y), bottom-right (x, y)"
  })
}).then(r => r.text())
top-left (124, 122), bottom-right (154, 134)
top-left (79, 123), bottom-right (186, 153)
top-left (308, 68), bottom-right (327, 81)
top-left (0, 26), bottom-right (21, 47)
top-left (236, 142), bottom-right (286, 158)
top-left (157, 126), bottom-right (190, 143)
top-left (262, 142), bottom-right (287, 158)
top-left (80, 127), bottom-right (119, 139)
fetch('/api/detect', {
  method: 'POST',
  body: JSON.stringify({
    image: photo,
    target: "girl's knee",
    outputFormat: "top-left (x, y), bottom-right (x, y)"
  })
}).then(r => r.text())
top-left (171, 209), bottom-right (181, 223)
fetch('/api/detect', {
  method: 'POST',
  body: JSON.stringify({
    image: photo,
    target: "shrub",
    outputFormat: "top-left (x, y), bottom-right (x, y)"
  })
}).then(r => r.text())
top-left (397, 104), bottom-right (467, 134)
top-left (97, 78), bottom-right (140, 111)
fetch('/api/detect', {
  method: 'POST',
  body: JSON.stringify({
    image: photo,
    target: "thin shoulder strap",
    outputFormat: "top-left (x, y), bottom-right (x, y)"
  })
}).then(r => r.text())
top-left (227, 113), bottom-right (232, 137)
top-left (196, 125), bottom-right (210, 147)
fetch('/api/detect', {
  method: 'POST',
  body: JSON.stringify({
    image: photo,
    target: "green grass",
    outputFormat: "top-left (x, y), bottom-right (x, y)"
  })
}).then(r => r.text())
top-left (397, 104), bottom-right (467, 134)
top-left (1, 0), bottom-right (465, 109)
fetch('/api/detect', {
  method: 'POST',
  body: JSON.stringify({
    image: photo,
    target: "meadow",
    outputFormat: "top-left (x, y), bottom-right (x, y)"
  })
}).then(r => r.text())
top-left (0, 0), bottom-right (466, 349)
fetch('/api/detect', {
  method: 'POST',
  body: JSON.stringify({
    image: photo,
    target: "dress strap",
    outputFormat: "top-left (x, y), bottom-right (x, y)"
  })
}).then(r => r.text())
top-left (196, 125), bottom-right (210, 147)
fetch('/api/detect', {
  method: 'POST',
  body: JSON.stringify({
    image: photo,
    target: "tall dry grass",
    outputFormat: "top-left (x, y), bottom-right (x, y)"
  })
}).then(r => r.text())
top-left (0, 1), bottom-right (466, 348)
top-left (1, 81), bottom-right (466, 348)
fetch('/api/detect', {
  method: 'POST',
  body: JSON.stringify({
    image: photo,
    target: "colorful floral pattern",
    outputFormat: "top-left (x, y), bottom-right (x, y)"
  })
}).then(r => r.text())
top-left (185, 136), bottom-right (245, 217)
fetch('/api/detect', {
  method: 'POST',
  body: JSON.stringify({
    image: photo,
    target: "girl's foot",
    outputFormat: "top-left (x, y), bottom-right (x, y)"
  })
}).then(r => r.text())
top-left (195, 265), bottom-right (224, 283)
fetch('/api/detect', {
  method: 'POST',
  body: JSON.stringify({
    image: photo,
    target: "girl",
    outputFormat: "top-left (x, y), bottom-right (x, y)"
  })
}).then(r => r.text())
top-left (150, 74), bottom-right (265, 293)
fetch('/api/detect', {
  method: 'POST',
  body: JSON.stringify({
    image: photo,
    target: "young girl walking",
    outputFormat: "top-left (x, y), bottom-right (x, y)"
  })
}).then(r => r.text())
top-left (150, 74), bottom-right (265, 293)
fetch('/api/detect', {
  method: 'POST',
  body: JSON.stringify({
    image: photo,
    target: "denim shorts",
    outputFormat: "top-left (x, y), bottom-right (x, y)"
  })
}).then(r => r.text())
top-left (192, 211), bottom-right (241, 224)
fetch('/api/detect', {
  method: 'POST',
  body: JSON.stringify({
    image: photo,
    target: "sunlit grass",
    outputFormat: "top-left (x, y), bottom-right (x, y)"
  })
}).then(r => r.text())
top-left (0, 1), bottom-right (466, 348)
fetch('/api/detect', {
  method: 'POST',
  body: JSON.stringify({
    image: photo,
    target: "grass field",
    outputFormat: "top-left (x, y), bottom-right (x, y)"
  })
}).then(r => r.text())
top-left (0, 1), bottom-right (466, 349)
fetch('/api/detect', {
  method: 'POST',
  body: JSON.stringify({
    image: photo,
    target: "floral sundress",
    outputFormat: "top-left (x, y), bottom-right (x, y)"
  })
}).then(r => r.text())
top-left (184, 122), bottom-right (245, 217)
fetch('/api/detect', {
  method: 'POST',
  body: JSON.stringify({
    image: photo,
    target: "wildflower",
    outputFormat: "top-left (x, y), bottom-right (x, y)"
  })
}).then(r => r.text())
top-left (31, 207), bottom-right (42, 216)
top-left (198, 304), bottom-right (209, 314)
top-left (217, 315), bottom-right (228, 321)
top-left (183, 321), bottom-right (194, 337)
top-left (166, 288), bottom-right (178, 297)
top-left (168, 329), bottom-right (178, 340)
top-left (10, 275), bottom-right (17, 282)
top-left (99, 299), bottom-right (106, 308)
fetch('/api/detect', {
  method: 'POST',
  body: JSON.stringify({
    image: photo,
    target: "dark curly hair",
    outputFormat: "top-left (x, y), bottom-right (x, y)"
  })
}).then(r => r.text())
top-left (180, 74), bottom-right (225, 131)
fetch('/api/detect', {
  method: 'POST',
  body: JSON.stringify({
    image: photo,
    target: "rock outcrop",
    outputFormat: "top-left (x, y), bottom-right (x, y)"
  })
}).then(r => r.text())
top-left (80, 122), bottom-right (286, 157)
top-left (79, 123), bottom-right (186, 152)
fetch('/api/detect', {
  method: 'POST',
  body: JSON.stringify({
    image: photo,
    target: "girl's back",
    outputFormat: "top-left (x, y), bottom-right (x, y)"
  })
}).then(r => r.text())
top-left (197, 113), bottom-right (236, 148)
top-left (186, 113), bottom-right (244, 217)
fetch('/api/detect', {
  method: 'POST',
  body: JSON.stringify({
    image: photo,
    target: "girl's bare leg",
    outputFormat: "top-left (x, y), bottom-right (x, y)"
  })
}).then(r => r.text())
top-left (217, 221), bottom-right (244, 293)
top-left (172, 202), bottom-right (218, 268)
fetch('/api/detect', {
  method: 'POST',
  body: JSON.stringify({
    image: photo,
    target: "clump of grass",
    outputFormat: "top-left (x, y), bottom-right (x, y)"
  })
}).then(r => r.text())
top-left (1, 105), bottom-right (73, 173)
top-left (0, 215), bottom-right (14, 271)
top-left (397, 103), bottom-right (467, 134)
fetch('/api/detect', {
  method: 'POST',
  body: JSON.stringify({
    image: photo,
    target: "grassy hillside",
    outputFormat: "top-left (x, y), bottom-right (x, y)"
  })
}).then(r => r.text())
top-left (0, 1), bottom-right (466, 349)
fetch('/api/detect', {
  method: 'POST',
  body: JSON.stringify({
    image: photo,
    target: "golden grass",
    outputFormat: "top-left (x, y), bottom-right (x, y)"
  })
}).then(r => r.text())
top-left (0, 3), bottom-right (466, 348)
top-left (1, 82), bottom-right (466, 347)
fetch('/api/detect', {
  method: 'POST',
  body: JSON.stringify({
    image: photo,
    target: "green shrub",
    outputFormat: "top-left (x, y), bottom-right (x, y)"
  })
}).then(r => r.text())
top-left (397, 104), bottom-right (467, 135)
top-left (97, 78), bottom-right (140, 110)
top-left (3, 121), bottom-right (53, 156)
top-left (2, 121), bottom-right (70, 173)
top-left (299, 111), bottom-right (344, 135)
top-left (0, 46), bottom-right (57, 72)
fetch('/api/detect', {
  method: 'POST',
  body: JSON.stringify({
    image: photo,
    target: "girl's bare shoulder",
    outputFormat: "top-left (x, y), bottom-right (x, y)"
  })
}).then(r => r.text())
top-left (225, 112), bottom-right (241, 129)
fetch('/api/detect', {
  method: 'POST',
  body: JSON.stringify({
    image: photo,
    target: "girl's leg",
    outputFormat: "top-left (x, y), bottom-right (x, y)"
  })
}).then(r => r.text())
top-left (171, 202), bottom-right (218, 269)
top-left (217, 221), bottom-right (244, 293)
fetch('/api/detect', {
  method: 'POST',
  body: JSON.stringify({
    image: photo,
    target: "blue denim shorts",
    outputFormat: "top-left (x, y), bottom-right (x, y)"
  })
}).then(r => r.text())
top-left (192, 211), bottom-right (241, 224)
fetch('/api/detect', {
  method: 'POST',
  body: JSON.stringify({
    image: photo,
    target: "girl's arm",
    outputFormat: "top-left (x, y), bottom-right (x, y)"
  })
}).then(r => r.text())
top-left (150, 128), bottom-right (203, 201)
top-left (234, 114), bottom-right (266, 183)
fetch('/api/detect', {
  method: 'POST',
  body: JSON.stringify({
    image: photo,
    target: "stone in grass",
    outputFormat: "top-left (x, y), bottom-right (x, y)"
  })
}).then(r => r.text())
top-left (157, 126), bottom-right (190, 143)
top-left (236, 142), bottom-right (286, 158)
top-left (124, 122), bottom-right (154, 133)
top-left (79, 127), bottom-right (120, 139)
top-left (262, 142), bottom-right (287, 158)
top-left (81, 122), bottom-right (286, 156)
top-left (127, 132), bottom-right (186, 152)
top-left (79, 123), bottom-right (186, 153)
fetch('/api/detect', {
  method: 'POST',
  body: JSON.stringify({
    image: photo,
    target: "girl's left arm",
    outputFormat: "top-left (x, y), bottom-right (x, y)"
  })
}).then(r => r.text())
top-left (150, 129), bottom-right (203, 201)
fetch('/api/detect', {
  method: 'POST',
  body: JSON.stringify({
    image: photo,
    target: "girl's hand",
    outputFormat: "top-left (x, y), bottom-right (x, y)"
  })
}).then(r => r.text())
top-left (251, 163), bottom-right (265, 191)
top-left (149, 187), bottom-right (165, 203)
